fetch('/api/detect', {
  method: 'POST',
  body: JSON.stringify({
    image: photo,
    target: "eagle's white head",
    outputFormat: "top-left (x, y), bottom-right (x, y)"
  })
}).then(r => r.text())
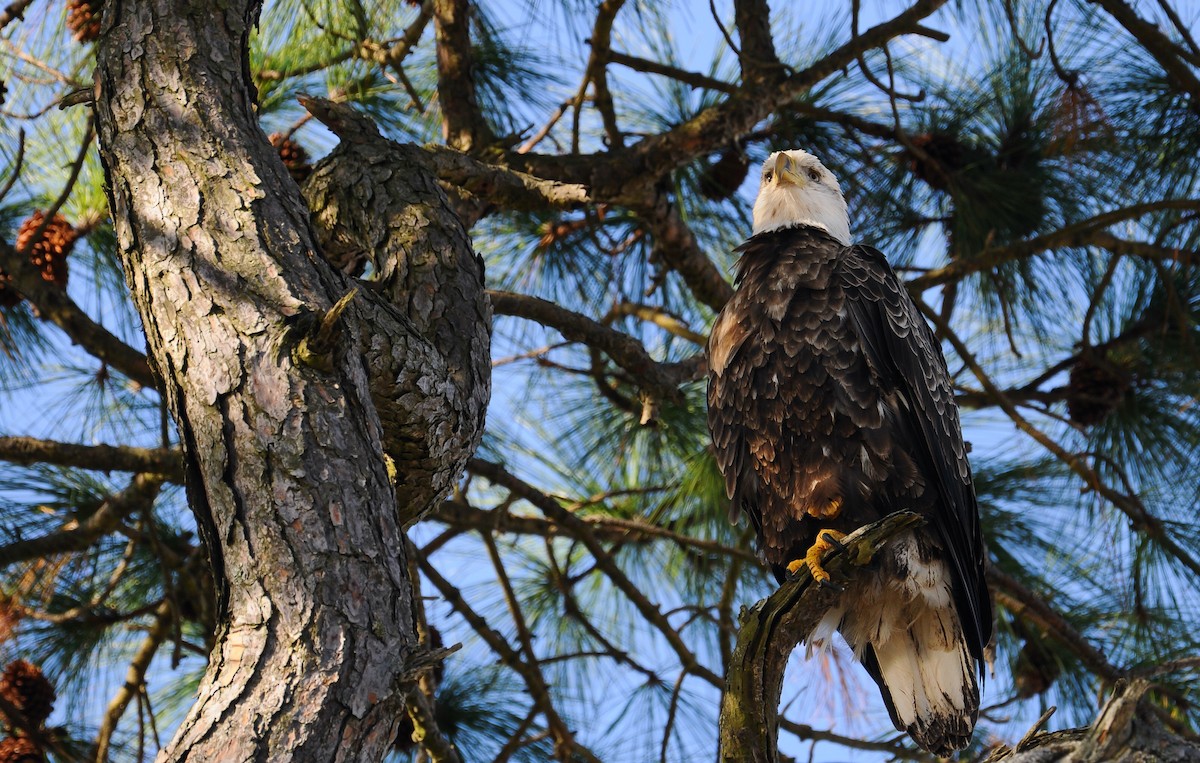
top-left (751, 149), bottom-right (851, 244)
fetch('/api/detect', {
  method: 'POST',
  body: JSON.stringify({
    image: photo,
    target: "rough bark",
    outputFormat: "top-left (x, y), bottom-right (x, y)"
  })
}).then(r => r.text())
top-left (298, 102), bottom-right (490, 521)
top-left (984, 680), bottom-right (1200, 762)
top-left (91, 1), bottom-right (488, 761)
top-left (718, 512), bottom-right (926, 763)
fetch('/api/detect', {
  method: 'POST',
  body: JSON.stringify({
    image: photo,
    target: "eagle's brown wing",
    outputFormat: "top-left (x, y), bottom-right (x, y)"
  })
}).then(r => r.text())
top-left (837, 243), bottom-right (993, 665)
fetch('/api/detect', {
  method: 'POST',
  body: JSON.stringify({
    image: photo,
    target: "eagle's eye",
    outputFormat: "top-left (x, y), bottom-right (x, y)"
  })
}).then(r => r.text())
top-left (808, 169), bottom-right (821, 182)
top-left (763, 171), bottom-right (774, 182)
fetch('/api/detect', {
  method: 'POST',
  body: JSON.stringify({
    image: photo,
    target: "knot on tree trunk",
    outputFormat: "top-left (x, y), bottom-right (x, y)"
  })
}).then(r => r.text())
top-left (302, 118), bottom-right (492, 524)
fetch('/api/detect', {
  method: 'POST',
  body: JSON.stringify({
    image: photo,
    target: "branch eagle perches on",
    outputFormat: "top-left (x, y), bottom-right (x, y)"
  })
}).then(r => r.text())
top-left (718, 511), bottom-right (926, 763)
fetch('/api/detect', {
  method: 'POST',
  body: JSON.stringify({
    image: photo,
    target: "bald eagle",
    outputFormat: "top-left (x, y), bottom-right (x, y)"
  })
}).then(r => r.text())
top-left (706, 150), bottom-right (992, 755)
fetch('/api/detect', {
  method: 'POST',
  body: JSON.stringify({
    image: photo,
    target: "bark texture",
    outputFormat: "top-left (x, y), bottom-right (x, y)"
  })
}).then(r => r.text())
top-left (91, 1), bottom-right (488, 760)
top-left (984, 680), bottom-right (1200, 762)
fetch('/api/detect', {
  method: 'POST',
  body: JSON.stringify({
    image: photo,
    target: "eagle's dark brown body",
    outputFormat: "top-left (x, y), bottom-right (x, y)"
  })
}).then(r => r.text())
top-left (707, 224), bottom-right (992, 755)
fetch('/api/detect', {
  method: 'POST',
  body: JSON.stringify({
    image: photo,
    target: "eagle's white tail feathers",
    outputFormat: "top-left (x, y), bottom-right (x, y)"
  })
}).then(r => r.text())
top-left (805, 533), bottom-right (979, 756)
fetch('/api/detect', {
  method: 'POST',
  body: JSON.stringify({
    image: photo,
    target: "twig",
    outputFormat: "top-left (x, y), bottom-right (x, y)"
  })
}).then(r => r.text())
top-left (0, 239), bottom-right (157, 389)
top-left (418, 556), bottom-right (603, 763)
top-left (0, 128), bottom-right (24, 203)
top-left (468, 459), bottom-right (726, 689)
top-left (489, 289), bottom-right (687, 402)
top-left (94, 600), bottom-right (174, 763)
top-left (606, 50), bottom-right (738, 93)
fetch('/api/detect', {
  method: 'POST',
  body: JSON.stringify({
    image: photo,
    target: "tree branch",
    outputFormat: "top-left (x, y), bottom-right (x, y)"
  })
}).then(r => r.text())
top-left (605, 49), bottom-right (738, 93)
top-left (718, 512), bottom-right (926, 763)
top-left (0, 436), bottom-right (183, 481)
top-left (909, 200), bottom-right (1200, 290)
top-left (417, 555), bottom-right (602, 763)
top-left (0, 473), bottom-right (164, 572)
top-left (468, 458), bottom-right (726, 689)
top-left (433, 0), bottom-right (494, 150)
top-left (95, 599), bottom-right (174, 763)
top-left (0, 239), bottom-right (157, 389)
top-left (489, 289), bottom-right (688, 402)
top-left (1092, 0), bottom-right (1200, 111)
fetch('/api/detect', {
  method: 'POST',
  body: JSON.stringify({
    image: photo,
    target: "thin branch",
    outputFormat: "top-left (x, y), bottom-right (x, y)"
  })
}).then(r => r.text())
top-left (1093, 0), bottom-right (1200, 109)
top-left (0, 436), bottom-right (183, 481)
top-left (987, 567), bottom-right (1123, 683)
top-left (418, 556), bottom-right (602, 763)
top-left (94, 600), bottom-right (174, 763)
top-left (489, 289), bottom-right (688, 402)
top-left (0, 473), bottom-right (165, 571)
top-left (779, 718), bottom-right (933, 761)
top-left (908, 200), bottom-right (1200, 290)
top-left (468, 459), bottom-right (725, 689)
top-left (606, 50), bottom-right (738, 93)
top-left (917, 302), bottom-right (1200, 581)
top-left (0, 240), bottom-right (157, 389)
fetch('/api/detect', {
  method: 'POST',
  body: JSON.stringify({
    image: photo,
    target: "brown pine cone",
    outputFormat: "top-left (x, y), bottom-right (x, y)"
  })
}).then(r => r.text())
top-left (15, 212), bottom-right (76, 290)
top-left (66, 0), bottom-right (104, 43)
top-left (0, 661), bottom-right (56, 726)
top-left (269, 133), bottom-right (313, 184)
top-left (0, 737), bottom-right (44, 763)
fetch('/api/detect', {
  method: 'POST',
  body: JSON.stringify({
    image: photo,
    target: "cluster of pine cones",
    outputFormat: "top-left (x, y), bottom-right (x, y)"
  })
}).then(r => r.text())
top-left (65, 0), bottom-right (104, 42)
top-left (0, 660), bottom-right (55, 763)
top-left (0, 213), bottom-right (77, 310)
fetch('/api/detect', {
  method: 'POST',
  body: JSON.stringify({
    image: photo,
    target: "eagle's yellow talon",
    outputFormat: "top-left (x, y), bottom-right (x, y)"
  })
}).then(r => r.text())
top-left (803, 529), bottom-right (847, 583)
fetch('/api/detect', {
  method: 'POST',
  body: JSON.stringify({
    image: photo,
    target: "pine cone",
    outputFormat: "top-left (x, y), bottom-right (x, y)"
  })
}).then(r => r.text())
top-left (907, 132), bottom-right (965, 191)
top-left (66, 0), bottom-right (104, 42)
top-left (699, 148), bottom-right (751, 200)
top-left (0, 738), bottom-right (44, 763)
top-left (0, 661), bottom-right (56, 726)
top-left (0, 595), bottom-right (19, 643)
top-left (1067, 353), bottom-right (1130, 427)
top-left (15, 212), bottom-right (76, 288)
top-left (1013, 639), bottom-right (1061, 698)
top-left (269, 133), bottom-right (312, 184)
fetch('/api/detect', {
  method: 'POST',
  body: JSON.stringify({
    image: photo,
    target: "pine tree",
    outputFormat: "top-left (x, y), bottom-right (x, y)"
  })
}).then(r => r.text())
top-left (0, 0), bottom-right (1198, 761)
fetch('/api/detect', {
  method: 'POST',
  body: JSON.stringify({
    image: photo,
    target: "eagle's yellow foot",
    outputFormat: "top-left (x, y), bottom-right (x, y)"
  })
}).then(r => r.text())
top-left (786, 530), bottom-right (849, 589)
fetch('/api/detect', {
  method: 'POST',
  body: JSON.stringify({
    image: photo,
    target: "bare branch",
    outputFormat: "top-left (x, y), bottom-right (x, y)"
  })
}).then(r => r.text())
top-left (606, 49), bottom-right (738, 93)
top-left (489, 289), bottom-right (688, 402)
top-left (468, 458), bottom-right (726, 689)
top-left (0, 240), bottom-right (157, 389)
top-left (433, 0), bottom-right (494, 150)
top-left (0, 436), bottom-right (183, 481)
top-left (95, 600), bottom-right (174, 763)
top-left (0, 473), bottom-right (164, 572)
top-left (1093, 0), bottom-right (1200, 110)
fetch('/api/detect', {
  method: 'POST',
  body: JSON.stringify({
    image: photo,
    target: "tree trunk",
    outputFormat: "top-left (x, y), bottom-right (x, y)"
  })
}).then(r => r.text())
top-left (91, 1), bottom-right (489, 760)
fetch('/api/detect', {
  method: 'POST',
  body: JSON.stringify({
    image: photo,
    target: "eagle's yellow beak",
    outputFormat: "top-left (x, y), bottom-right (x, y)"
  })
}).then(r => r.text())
top-left (773, 153), bottom-right (806, 187)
